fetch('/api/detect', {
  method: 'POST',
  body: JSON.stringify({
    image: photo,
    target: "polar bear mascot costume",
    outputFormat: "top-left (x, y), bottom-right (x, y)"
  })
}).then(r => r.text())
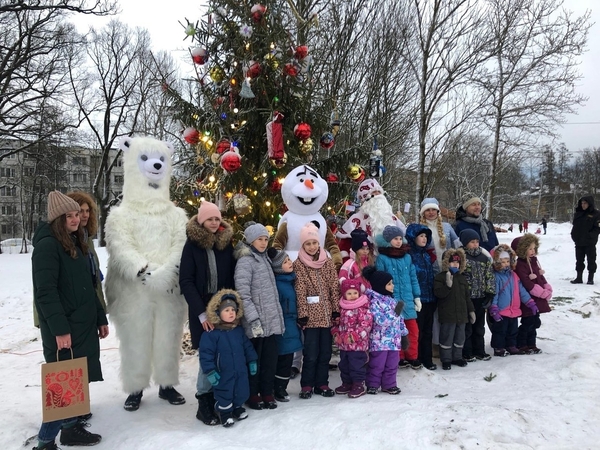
top-left (105, 136), bottom-right (188, 412)
top-left (273, 165), bottom-right (341, 268)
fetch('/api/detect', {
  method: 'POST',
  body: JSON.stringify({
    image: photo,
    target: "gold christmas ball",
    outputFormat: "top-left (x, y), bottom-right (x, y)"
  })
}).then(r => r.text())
top-left (269, 152), bottom-right (287, 169)
top-left (299, 138), bottom-right (313, 154)
top-left (209, 66), bottom-right (226, 83)
top-left (346, 164), bottom-right (362, 180)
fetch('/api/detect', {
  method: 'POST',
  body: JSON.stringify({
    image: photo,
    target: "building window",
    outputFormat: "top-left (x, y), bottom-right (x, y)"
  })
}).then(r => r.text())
top-left (0, 186), bottom-right (16, 196)
top-left (114, 175), bottom-right (124, 184)
top-left (116, 159), bottom-right (123, 167)
top-left (73, 173), bottom-right (87, 183)
top-left (23, 167), bottom-right (35, 177)
top-left (1, 205), bottom-right (17, 215)
top-left (0, 150), bottom-right (16, 159)
top-left (1, 224), bottom-right (13, 234)
top-left (0, 168), bottom-right (16, 177)
top-left (72, 156), bottom-right (87, 165)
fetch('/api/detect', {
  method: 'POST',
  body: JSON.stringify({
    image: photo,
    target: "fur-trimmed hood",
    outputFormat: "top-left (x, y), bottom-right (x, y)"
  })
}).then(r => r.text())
top-left (405, 223), bottom-right (432, 250)
top-left (441, 248), bottom-right (467, 273)
top-left (491, 243), bottom-right (517, 270)
top-left (206, 288), bottom-right (244, 329)
top-left (510, 234), bottom-right (539, 260)
top-left (186, 216), bottom-right (234, 251)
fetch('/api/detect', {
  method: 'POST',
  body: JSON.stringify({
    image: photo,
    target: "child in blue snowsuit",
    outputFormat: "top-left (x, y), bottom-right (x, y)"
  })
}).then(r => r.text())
top-left (200, 289), bottom-right (258, 427)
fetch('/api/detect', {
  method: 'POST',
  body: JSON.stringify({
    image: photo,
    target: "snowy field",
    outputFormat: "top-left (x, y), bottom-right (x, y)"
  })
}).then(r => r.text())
top-left (1, 222), bottom-right (599, 449)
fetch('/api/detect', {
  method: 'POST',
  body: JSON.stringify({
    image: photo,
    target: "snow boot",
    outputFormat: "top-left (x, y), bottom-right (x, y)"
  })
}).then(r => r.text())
top-left (366, 386), bottom-right (378, 395)
top-left (334, 383), bottom-right (353, 395)
top-left (158, 386), bottom-right (186, 405)
top-left (571, 271), bottom-right (584, 284)
top-left (123, 391), bottom-right (143, 411)
top-left (195, 393), bottom-right (219, 425)
top-left (314, 385), bottom-right (335, 397)
top-left (233, 406), bottom-right (248, 421)
top-left (274, 386), bottom-right (290, 402)
top-left (246, 394), bottom-right (264, 410)
top-left (59, 423), bottom-right (101, 446)
top-left (381, 386), bottom-right (401, 395)
top-left (299, 387), bottom-right (313, 399)
top-left (348, 383), bottom-right (366, 398)
top-left (262, 394), bottom-right (278, 409)
top-left (218, 410), bottom-right (235, 428)
top-left (451, 359), bottom-right (468, 367)
top-left (507, 346), bottom-right (526, 355)
top-left (494, 348), bottom-right (509, 357)
top-left (442, 362), bottom-right (451, 370)
top-left (587, 273), bottom-right (594, 285)
top-left (33, 441), bottom-right (58, 450)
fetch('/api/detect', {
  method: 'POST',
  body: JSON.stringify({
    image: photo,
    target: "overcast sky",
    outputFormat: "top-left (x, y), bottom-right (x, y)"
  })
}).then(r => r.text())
top-left (72, 0), bottom-right (599, 154)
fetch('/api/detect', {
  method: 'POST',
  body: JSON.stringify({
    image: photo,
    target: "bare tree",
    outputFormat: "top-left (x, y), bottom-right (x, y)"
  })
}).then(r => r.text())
top-left (478, 0), bottom-right (590, 220)
top-left (0, 0), bottom-right (116, 14)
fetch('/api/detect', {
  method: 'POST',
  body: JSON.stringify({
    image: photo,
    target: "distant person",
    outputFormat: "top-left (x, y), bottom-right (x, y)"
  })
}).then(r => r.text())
top-left (454, 194), bottom-right (499, 252)
top-left (540, 217), bottom-right (547, 235)
top-left (570, 195), bottom-right (600, 284)
top-left (523, 220), bottom-right (529, 233)
top-left (508, 224), bottom-right (513, 232)
top-left (518, 223), bottom-right (523, 233)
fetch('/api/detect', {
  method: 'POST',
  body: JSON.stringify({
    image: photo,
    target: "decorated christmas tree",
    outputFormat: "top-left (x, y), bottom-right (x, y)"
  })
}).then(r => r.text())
top-left (164, 0), bottom-right (372, 229)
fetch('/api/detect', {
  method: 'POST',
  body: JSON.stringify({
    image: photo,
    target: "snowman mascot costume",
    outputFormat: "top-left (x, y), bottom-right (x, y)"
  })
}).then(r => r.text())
top-left (273, 165), bottom-right (342, 268)
top-left (105, 136), bottom-right (188, 412)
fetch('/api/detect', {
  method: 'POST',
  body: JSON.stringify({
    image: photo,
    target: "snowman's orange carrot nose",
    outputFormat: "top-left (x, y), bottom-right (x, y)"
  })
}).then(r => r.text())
top-left (304, 179), bottom-right (314, 189)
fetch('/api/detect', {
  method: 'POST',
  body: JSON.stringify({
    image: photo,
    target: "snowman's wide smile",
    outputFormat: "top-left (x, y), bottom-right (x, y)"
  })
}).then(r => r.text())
top-left (297, 196), bottom-right (316, 205)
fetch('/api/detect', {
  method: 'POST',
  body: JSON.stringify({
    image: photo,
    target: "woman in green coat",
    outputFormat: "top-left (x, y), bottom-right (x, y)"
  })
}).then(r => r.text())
top-left (32, 191), bottom-right (109, 450)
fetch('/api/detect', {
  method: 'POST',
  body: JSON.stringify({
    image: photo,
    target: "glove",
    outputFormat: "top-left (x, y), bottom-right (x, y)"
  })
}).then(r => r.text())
top-left (526, 300), bottom-right (539, 315)
top-left (469, 311), bottom-right (476, 324)
top-left (207, 370), bottom-right (220, 386)
top-left (414, 298), bottom-right (422, 312)
top-left (248, 361), bottom-right (258, 376)
top-left (401, 335), bottom-right (410, 351)
top-left (394, 300), bottom-right (405, 316)
top-left (297, 317), bottom-right (308, 329)
top-left (445, 271), bottom-right (453, 288)
top-left (449, 267), bottom-right (459, 274)
top-left (482, 293), bottom-right (494, 310)
top-left (489, 305), bottom-right (502, 322)
top-left (250, 320), bottom-right (264, 338)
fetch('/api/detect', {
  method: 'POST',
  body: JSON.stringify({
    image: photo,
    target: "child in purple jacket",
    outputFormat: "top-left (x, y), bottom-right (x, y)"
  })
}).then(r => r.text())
top-left (362, 266), bottom-right (409, 395)
top-left (331, 279), bottom-right (373, 398)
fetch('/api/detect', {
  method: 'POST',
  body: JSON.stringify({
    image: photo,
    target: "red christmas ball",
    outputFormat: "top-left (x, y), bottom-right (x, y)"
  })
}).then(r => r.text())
top-left (294, 45), bottom-right (309, 60)
top-left (283, 63), bottom-right (298, 77)
top-left (191, 47), bottom-right (209, 65)
top-left (269, 179), bottom-right (282, 192)
top-left (326, 172), bottom-right (339, 183)
top-left (183, 127), bottom-right (200, 145)
top-left (216, 139), bottom-right (231, 154)
top-left (220, 149), bottom-right (241, 173)
top-left (246, 61), bottom-right (262, 79)
top-left (251, 4), bottom-right (266, 23)
top-left (319, 132), bottom-right (335, 150)
top-left (294, 122), bottom-right (312, 141)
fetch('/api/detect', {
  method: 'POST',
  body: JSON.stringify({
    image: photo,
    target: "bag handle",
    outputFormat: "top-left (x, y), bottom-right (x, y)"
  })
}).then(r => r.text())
top-left (56, 348), bottom-right (74, 361)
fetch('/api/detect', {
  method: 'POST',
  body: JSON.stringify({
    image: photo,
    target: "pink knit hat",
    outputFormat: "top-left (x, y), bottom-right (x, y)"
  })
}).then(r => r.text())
top-left (341, 279), bottom-right (362, 296)
top-left (299, 222), bottom-right (320, 246)
top-left (197, 201), bottom-right (221, 225)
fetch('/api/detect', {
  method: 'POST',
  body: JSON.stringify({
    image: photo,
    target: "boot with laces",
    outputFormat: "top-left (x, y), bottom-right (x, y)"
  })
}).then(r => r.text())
top-left (334, 383), bottom-right (352, 395)
top-left (158, 386), bottom-right (186, 405)
top-left (33, 441), bottom-right (58, 450)
top-left (348, 382), bottom-right (366, 398)
top-left (59, 423), bottom-right (101, 446)
top-left (123, 391), bottom-right (143, 411)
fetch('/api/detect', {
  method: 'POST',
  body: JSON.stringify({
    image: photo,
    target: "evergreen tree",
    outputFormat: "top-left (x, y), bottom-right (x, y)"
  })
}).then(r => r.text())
top-left (163, 0), bottom-right (369, 229)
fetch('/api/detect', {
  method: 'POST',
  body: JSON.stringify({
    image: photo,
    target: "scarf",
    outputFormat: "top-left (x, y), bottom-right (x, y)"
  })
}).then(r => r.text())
top-left (298, 247), bottom-right (328, 269)
top-left (461, 215), bottom-right (490, 243)
top-left (340, 294), bottom-right (369, 310)
top-left (378, 244), bottom-right (410, 258)
top-left (426, 219), bottom-right (444, 263)
top-left (206, 248), bottom-right (218, 294)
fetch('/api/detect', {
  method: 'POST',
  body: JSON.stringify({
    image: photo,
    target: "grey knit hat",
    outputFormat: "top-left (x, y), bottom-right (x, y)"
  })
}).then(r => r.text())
top-left (47, 190), bottom-right (81, 223)
top-left (244, 222), bottom-right (269, 244)
top-left (382, 225), bottom-right (404, 243)
top-left (267, 247), bottom-right (290, 274)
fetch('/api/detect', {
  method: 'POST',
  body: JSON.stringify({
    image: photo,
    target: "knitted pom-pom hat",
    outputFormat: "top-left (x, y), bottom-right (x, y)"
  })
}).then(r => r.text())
top-left (47, 191), bottom-right (81, 223)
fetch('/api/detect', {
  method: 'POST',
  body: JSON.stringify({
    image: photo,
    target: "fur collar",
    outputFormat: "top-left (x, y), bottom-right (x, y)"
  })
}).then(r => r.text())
top-left (186, 217), bottom-right (233, 251)
top-left (206, 288), bottom-right (244, 329)
top-left (510, 233), bottom-right (539, 260)
top-left (441, 247), bottom-right (467, 273)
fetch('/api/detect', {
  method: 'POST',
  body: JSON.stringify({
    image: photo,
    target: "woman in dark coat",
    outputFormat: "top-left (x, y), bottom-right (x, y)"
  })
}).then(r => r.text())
top-left (179, 201), bottom-right (235, 425)
top-left (570, 195), bottom-right (600, 284)
top-left (32, 191), bottom-right (109, 450)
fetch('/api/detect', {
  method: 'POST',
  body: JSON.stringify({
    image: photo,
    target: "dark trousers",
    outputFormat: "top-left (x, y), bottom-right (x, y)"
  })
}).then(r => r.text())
top-left (517, 315), bottom-right (542, 348)
top-left (416, 302), bottom-right (437, 364)
top-left (439, 323), bottom-right (466, 363)
top-left (338, 350), bottom-right (369, 385)
top-left (301, 327), bottom-right (332, 389)
top-left (214, 371), bottom-right (250, 413)
top-left (249, 334), bottom-right (279, 397)
top-left (463, 297), bottom-right (486, 358)
top-left (575, 245), bottom-right (597, 274)
top-left (274, 353), bottom-right (294, 390)
top-left (490, 316), bottom-right (518, 349)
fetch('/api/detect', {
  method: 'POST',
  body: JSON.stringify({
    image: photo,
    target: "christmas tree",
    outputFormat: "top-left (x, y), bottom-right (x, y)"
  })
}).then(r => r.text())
top-left (164, 0), bottom-right (371, 230)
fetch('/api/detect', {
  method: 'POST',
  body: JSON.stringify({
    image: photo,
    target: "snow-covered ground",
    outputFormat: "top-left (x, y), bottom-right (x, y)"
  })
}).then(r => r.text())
top-left (1, 222), bottom-right (599, 449)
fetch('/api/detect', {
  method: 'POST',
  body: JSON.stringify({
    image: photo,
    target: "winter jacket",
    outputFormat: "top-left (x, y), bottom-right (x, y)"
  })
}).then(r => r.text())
top-left (294, 256), bottom-right (340, 328)
top-left (32, 221), bottom-right (108, 382)
top-left (570, 195), bottom-right (600, 247)
top-left (375, 235), bottom-right (421, 320)
top-left (454, 207), bottom-right (499, 251)
top-left (492, 268), bottom-right (530, 318)
top-left (338, 254), bottom-right (371, 291)
top-left (433, 248), bottom-right (474, 324)
top-left (331, 295), bottom-right (373, 352)
top-left (200, 290), bottom-right (258, 390)
top-left (274, 272), bottom-right (303, 355)
top-left (179, 218), bottom-right (236, 349)
top-left (366, 289), bottom-right (408, 351)
top-left (511, 235), bottom-right (552, 317)
top-left (462, 247), bottom-right (495, 299)
top-left (406, 224), bottom-right (435, 304)
top-left (234, 243), bottom-right (285, 338)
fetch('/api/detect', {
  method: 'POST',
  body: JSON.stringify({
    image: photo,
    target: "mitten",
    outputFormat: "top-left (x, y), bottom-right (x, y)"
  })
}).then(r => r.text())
top-left (207, 370), bottom-right (220, 386)
top-left (394, 300), bottom-right (405, 316)
top-left (539, 289), bottom-right (552, 300)
top-left (525, 300), bottom-right (539, 315)
top-left (297, 317), bottom-right (308, 329)
top-left (445, 271), bottom-right (453, 288)
top-left (414, 298), bottom-right (422, 313)
top-left (544, 283), bottom-right (553, 294)
top-left (250, 320), bottom-right (264, 338)
top-left (469, 311), bottom-right (476, 324)
top-left (401, 335), bottom-right (410, 351)
top-left (248, 361), bottom-right (258, 376)
top-left (489, 305), bottom-right (502, 322)
top-left (482, 293), bottom-right (494, 310)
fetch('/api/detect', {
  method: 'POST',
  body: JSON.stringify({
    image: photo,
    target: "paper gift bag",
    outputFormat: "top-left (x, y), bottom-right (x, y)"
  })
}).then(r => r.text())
top-left (41, 350), bottom-right (90, 423)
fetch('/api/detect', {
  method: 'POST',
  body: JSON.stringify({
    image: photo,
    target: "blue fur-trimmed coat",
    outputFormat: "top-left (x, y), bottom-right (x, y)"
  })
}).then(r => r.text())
top-left (375, 235), bottom-right (421, 320)
top-left (405, 224), bottom-right (435, 304)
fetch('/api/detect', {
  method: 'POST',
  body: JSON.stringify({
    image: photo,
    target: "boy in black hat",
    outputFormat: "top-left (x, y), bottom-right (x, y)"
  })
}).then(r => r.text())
top-left (200, 289), bottom-right (258, 427)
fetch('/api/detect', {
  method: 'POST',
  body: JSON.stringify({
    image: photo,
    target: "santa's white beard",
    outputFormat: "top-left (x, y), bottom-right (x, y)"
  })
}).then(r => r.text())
top-left (361, 195), bottom-right (396, 237)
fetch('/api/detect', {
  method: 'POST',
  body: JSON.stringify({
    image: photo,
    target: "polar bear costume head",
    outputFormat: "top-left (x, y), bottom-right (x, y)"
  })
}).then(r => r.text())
top-left (119, 136), bottom-right (175, 207)
top-left (281, 165), bottom-right (328, 215)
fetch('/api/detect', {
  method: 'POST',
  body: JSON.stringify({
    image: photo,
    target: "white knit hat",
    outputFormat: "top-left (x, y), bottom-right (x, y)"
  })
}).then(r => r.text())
top-left (420, 197), bottom-right (440, 216)
top-left (47, 191), bottom-right (81, 223)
